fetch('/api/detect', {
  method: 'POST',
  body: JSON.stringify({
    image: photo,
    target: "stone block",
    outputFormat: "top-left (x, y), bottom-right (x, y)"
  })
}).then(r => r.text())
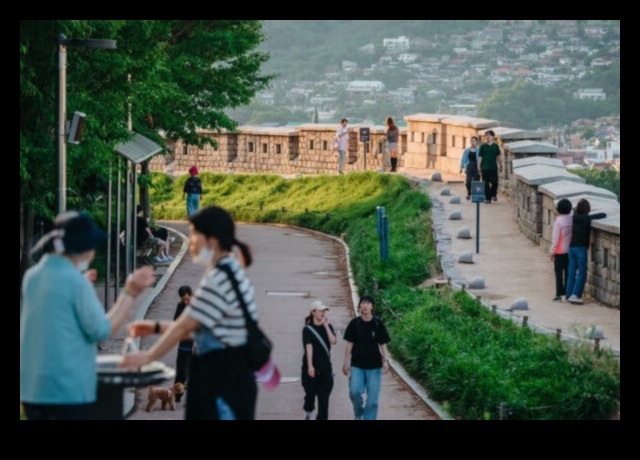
top-left (431, 172), bottom-right (442, 182)
top-left (458, 251), bottom-right (474, 264)
top-left (440, 187), bottom-right (451, 196)
top-left (448, 210), bottom-right (462, 220)
top-left (457, 227), bottom-right (472, 239)
top-left (449, 196), bottom-right (461, 204)
top-left (468, 277), bottom-right (485, 289)
top-left (507, 298), bottom-right (529, 311)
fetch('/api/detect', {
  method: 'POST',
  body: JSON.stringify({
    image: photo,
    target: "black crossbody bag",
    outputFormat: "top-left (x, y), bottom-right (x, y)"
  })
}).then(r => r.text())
top-left (217, 263), bottom-right (273, 371)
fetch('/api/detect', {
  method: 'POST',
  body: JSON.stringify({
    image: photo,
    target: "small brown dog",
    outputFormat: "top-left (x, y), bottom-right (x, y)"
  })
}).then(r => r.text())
top-left (145, 382), bottom-right (185, 412)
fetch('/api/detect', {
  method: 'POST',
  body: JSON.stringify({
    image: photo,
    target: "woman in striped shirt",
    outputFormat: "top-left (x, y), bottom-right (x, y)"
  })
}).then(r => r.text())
top-left (122, 206), bottom-right (258, 420)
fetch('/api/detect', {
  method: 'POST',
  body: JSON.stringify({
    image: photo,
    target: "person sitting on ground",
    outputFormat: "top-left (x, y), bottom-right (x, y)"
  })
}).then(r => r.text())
top-left (136, 205), bottom-right (173, 263)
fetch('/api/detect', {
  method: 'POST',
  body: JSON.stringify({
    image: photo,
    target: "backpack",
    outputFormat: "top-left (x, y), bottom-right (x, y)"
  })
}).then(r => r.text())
top-left (185, 177), bottom-right (201, 194)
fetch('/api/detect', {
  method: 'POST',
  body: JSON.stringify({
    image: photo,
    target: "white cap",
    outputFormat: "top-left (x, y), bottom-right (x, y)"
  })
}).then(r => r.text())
top-left (310, 300), bottom-right (330, 312)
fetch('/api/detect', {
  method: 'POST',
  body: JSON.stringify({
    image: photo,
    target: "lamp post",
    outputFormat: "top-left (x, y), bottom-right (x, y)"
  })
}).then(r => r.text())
top-left (58, 34), bottom-right (117, 214)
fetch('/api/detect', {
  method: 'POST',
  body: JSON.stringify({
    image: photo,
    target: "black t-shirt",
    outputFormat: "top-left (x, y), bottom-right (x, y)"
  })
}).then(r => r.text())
top-left (302, 323), bottom-right (335, 373)
top-left (174, 301), bottom-right (194, 350)
top-left (343, 316), bottom-right (390, 369)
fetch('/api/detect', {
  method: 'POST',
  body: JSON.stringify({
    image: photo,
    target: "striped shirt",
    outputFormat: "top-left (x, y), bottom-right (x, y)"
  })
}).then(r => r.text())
top-left (186, 256), bottom-right (257, 349)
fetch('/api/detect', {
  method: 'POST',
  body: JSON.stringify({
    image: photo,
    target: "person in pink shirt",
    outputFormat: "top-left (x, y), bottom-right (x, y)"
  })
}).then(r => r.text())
top-left (549, 198), bottom-right (573, 302)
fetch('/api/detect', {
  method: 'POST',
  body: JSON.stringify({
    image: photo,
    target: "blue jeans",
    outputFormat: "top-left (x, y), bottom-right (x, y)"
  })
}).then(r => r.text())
top-left (566, 246), bottom-right (588, 299)
top-left (186, 193), bottom-right (200, 217)
top-left (348, 367), bottom-right (382, 420)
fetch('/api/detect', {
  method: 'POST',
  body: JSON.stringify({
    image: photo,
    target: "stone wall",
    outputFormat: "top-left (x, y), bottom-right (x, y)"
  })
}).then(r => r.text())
top-left (150, 124), bottom-right (407, 175)
top-left (588, 220), bottom-right (620, 307)
top-left (514, 181), bottom-right (543, 244)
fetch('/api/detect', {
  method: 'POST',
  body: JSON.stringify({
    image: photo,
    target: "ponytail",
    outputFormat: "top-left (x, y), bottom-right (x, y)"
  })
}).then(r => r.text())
top-left (304, 313), bottom-right (313, 326)
top-left (234, 238), bottom-right (253, 267)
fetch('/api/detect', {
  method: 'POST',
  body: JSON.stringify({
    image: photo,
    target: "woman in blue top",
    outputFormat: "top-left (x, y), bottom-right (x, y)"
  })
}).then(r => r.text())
top-left (20, 212), bottom-right (155, 420)
top-left (460, 136), bottom-right (480, 200)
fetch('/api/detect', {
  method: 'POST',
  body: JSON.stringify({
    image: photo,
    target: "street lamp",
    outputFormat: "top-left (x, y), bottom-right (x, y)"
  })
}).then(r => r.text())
top-left (58, 33), bottom-right (117, 214)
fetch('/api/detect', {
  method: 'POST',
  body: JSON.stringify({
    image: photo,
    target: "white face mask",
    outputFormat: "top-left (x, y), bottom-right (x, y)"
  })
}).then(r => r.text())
top-left (193, 245), bottom-right (215, 267)
top-left (76, 259), bottom-right (90, 273)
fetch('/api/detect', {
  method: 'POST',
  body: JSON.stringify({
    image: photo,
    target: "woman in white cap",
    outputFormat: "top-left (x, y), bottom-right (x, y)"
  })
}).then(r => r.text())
top-left (301, 300), bottom-right (337, 420)
top-left (20, 211), bottom-right (155, 420)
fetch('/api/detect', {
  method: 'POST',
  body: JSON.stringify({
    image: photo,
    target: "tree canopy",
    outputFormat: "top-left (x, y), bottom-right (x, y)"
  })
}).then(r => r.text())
top-left (20, 20), bottom-right (274, 221)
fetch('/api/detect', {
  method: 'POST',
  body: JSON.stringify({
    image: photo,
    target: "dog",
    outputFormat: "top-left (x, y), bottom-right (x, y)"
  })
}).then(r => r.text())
top-left (145, 382), bottom-right (185, 412)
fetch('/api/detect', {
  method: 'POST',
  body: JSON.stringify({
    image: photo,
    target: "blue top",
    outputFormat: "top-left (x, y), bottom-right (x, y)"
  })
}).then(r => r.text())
top-left (20, 254), bottom-right (111, 404)
top-left (460, 146), bottom-right (478, 170)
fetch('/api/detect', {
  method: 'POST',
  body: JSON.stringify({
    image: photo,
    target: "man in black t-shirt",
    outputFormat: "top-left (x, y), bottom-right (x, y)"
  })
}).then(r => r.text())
top-left (301, 300), bottom-right (337, 420)
top-left (342, 295), bottom-right (390, 420)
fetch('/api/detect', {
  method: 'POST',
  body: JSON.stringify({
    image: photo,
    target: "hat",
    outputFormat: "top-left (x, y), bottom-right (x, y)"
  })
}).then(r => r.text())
top-left (189, 165), bottom-right (199, 176)
top-left (58, 212), bottom-right (108, 255)
top-left (311, 300), bottom-right (330, 312)
top-left (254, 358), bottom-right (281, 391)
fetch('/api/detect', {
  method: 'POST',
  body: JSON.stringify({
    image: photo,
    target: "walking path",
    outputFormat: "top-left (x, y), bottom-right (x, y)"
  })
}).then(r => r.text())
top-left (111, 222), bottom-right (440, 420)
top-left (99, 168), bottom-right (620, 420)
top-left (401, 167), bottom-right (620, 356)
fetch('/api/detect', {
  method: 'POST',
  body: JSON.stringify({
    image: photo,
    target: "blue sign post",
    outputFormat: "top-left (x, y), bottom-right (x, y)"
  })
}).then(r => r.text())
top-left (471, 181), bottom-right (485, 254)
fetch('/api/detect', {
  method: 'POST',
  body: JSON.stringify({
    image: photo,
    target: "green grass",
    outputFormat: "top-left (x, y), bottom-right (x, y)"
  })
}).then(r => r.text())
top-left (146, 171), bottom-right (620, 420)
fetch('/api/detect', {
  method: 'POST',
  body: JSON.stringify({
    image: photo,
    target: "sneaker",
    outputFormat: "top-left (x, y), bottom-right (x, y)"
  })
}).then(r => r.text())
top-left (305, 412), bottom-right (313, 420)
top-left (567, 295), bottom-right (579, 303)
top-left (163, 255), bottom-right (175, 262)
top-left (485, 200), bottom-right (491, 204)
top-left (152, 256), bottom-right (165, 263)
top-left (168, 236), bottom-right (176, 243)
top-left (466, 195), bottom-right (471, 201)
top-left (572, 297), bottom-right (583, 305)
top-left (552, 296), bottom-right (562, 302)
top-left (492, 196), bottom-right (498, 202)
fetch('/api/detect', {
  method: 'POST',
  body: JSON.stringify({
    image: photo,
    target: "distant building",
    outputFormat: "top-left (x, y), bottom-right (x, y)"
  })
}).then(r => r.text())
top-left (346, 80), bottom-right (385, 93)
top-left (383, 36), bottom-right (410, 53)
top-left (573, 88), bottom-right (606, 100)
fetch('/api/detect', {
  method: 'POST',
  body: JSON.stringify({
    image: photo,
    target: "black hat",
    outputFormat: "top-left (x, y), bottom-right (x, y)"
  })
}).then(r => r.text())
top-left (59, 212), bottom-right (107, 254)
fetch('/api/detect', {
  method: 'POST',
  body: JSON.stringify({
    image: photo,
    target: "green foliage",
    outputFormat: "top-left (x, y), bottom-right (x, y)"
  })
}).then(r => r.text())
top-left (571, 169), bottom-right (620, 202)
top-left (20, 20), bottom-right (274, 221)
top-left (478, 69), bottom-right (620, 130)
top-left (148, 172), bottom-right (619, 419)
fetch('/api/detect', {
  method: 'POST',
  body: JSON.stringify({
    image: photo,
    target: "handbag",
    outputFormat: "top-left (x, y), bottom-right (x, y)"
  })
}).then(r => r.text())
top-left (217, 263), bottom-right (273, 371)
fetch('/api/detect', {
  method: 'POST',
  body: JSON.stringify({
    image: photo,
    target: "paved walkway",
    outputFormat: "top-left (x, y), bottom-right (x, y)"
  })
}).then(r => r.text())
top-left (99, 169), bottom-right (620, 420)
top-left (116, 222), bottom-right (439, 420)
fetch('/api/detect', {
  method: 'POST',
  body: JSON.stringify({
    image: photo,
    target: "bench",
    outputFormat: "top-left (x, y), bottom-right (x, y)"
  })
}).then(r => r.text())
top-left (119, 231), bottom-right (156, 267)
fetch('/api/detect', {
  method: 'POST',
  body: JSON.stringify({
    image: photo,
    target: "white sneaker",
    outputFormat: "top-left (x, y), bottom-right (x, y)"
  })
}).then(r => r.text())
top-left (163, 255), bottom-right (174, 262)
top-left (152, 256), bottom-right (165, 263)
top-left (168, 237), bottom-right (176, 243)
top-left (567, 295), bottom-right (579, 303)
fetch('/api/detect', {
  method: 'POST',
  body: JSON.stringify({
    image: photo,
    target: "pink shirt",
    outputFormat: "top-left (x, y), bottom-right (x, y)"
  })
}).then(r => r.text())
top-left (551, 214), bottom-right (572, 255)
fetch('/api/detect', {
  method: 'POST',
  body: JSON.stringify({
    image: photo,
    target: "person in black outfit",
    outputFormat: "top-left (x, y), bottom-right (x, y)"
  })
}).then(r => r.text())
top-left (173, 285), bottom-right (195, 403)
top-left (565, 198), bottom-right (607, 304)
top-left (183, 165), bottom-right (203, 217)
top-left (342, 295), bottom-right (391, 420)
top-left (301, 300), bottom-right (337, 420)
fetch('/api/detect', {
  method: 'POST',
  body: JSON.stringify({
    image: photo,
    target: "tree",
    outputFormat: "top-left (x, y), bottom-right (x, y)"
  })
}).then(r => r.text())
top-left (20, 20), bottom-right (274, 281)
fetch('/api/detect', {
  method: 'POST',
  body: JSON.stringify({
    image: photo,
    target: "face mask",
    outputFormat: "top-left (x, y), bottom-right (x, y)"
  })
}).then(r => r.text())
top-left (193, 245), bottom-right (215, 267)
top-left (76, 259), bottom-right (90, 273)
